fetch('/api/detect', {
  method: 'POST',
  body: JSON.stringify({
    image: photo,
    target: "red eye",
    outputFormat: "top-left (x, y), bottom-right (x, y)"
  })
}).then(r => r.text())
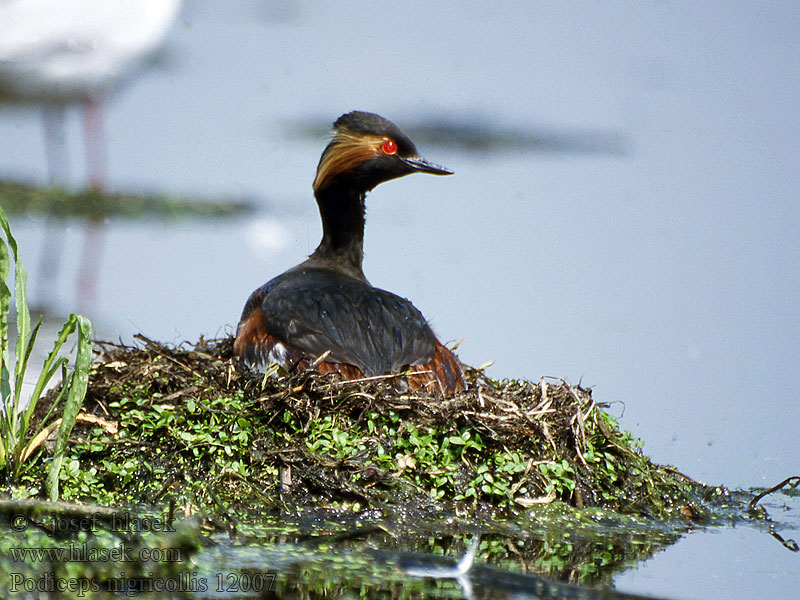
top-left (381, 139), bottom-right (398, 155)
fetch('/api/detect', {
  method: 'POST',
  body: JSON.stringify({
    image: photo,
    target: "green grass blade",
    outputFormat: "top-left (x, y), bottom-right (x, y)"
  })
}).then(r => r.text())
top-left (23, 317), bottom-right (77, 431)
top-left (13, 315), bottom-right (41, 412)
top-left (0, 205), bottom-right (19, 261)
top-left (0, 231), bottom-right (9, 282)
top-left (18, 316), bottom-right (42, 385)
top-left (5, 202), bottom-right (32, 416)
top-left (0, 211), bottom-right (14, 469)
top-left (0, 208), bottom-right (25, 390)
top-left (0, 232), bottom-right (10, 400)
top-left (13, 355), bottom-right (68, 466)
top-left (13, 253), bottom-right (31, 404)
top-left (46, 314), bottom-right (92, 501)
top-left (0, 359), bottom-right (10, 421)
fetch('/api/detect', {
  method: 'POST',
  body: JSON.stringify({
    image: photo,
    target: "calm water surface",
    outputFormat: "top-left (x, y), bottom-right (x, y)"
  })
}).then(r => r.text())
top-left (1, 1), bottom-right (798, 598)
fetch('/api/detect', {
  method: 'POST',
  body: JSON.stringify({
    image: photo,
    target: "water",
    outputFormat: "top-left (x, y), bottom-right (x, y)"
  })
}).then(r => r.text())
top-left (1, 1), bottom-right (798, 597)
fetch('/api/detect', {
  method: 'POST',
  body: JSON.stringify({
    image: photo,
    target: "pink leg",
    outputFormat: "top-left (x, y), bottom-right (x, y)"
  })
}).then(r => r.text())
top-left (35, 104), bottom-right (70, 311)
top-left (76, 97), bottom-right (109, 311)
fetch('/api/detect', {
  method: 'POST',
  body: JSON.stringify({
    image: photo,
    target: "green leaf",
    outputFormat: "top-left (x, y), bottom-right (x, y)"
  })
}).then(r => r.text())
top-left (0, 213), bottom-right (14, 428)
top-left (46, 314), bottom-right (92, 500)
top-left (21, 316), bottom-right (78, 439)
top-left (12, 250), bottom-right (30, 405)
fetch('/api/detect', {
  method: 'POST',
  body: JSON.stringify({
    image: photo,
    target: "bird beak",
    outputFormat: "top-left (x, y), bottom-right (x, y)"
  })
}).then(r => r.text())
top-left (402, 156), bottom-right (454, 176)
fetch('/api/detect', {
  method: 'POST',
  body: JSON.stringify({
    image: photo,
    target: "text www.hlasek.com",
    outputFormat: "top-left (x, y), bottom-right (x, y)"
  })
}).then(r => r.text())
top-left (9, 542), bottom-right (182, 564)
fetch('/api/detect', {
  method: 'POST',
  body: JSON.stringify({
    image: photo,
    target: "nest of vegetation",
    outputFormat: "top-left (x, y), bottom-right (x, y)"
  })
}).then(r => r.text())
top-left (49, 336), bottom-right (704, 520)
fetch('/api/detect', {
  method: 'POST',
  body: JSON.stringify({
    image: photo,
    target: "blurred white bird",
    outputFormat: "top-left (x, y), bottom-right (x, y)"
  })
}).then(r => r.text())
top-left (0, 0), bottom-right (183, 310)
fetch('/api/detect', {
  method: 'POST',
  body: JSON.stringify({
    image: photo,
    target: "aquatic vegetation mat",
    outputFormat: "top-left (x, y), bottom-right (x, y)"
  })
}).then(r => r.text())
top-left (4, 336), bottom-right (795, 596)
top-left (0, 180), bottom-right (253, 220)
top-left (24, 335), bottom-right (707, 518)
top-left (25, 334), bottom-right (715, 521)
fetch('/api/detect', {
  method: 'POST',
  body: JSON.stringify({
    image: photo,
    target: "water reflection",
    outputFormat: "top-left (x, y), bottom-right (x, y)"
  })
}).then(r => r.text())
top-left (198, 533), bottom-right (668, 600)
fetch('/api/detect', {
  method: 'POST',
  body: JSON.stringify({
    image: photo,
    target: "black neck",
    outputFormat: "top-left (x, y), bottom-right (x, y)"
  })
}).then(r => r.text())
top-left (308, 182), bottom-right (367, 280)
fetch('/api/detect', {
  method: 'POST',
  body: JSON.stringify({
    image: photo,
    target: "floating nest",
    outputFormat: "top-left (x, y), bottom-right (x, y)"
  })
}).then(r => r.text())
top-left (41, 335), bottom-right (708, 521)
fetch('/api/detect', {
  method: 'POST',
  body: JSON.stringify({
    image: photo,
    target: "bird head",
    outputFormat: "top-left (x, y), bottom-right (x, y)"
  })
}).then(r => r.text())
top-left (312, 111), bottom-right (452, 195)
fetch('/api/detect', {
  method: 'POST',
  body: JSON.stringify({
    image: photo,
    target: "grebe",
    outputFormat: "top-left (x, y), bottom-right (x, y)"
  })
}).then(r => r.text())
top-left (234, 111), bottom-right (465, 396)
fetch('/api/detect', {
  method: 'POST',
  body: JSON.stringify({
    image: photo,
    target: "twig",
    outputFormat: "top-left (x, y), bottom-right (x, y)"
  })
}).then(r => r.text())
top-left (748, 476), bottom-right (800, 512)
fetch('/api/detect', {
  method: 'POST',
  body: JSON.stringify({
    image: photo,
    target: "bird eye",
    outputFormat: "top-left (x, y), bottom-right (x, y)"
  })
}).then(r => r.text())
top-left (381, 139), bottom-right (398, 155)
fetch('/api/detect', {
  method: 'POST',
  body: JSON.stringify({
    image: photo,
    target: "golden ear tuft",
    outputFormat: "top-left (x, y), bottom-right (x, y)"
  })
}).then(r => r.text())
top-left (313, 131), bottom-right (385, 192)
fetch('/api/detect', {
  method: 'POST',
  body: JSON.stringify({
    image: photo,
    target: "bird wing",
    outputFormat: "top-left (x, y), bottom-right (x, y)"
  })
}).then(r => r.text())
top-left (259, 269), bottom-right (436, 376)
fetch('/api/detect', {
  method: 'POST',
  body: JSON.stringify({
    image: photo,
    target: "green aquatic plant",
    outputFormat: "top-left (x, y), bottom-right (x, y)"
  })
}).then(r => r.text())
top-left (0, 206), bottom-right (92, 499)
top-left (0, 180), bottom-right (253, 220)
